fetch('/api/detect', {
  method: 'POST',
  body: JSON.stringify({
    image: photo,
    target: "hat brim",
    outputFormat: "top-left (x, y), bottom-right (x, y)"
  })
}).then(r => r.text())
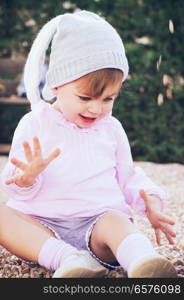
top-left (42, 84), bottom-right (56, 101)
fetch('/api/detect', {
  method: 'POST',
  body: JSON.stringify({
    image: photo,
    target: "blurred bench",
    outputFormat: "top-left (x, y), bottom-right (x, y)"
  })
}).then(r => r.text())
top-left (0, 58), bottom-right (30, 155)
top-left (0, 58), bottom-right (25, 97)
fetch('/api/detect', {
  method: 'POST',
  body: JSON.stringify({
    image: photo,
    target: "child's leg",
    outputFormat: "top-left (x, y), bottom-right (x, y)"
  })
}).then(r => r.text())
top-left (0, 204), bottom-right (54, 262)
top-left (0, 205), bottom-right (77, 268)
top-left (89, 210), bottom-right (176, 277)
top-left (0, 204), bottom-right (107, 277)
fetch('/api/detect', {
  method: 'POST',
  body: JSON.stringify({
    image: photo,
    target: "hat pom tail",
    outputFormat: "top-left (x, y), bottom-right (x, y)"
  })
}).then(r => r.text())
top-left (24, 15), bottom-right (61, 110)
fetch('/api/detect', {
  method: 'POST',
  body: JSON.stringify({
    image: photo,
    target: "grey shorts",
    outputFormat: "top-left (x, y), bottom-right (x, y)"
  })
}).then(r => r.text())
top-left (23, 210), bottom-right (133, 270)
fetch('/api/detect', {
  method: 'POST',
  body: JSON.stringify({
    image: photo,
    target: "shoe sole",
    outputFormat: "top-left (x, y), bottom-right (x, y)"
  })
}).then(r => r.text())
top-left (128, 257), bottom-right (177, 278)
top-left (53, 266), bottom-right (108, 278)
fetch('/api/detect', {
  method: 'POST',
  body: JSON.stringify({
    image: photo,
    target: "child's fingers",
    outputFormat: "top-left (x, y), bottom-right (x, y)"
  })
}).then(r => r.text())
top-left (23, 141), bottom-right (33, 162)
top-left (44, 148), bottom-right (61, 165)
top-left (159, 223), bottom-right (175, 244)
top-left (161, 224), bottom-right (176, 239)
top-left (33, 136), bottom-right (42, 157)
top-left (139, 189), bottom-right (149, 204)
top-left (5, 178), bottom-right (16, 185)
top-left (155, 228), bottom-right (161, 245)
top-left (159, 214), bottom-right (175, 225)
top-left (5, 167), bottom-right (24, 184)
top-left (164, 232), bottom-right (175, 245)
top-left (163, 224), bottom-right (176, 237)
top-left (10, 157), bottom-right (27, 171)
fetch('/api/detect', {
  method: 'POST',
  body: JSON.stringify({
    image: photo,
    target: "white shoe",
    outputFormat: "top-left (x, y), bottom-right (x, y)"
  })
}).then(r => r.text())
top-left (52, 250), bottom-right (108, 278)
top-left (128, 254), bottom-right (177, 278)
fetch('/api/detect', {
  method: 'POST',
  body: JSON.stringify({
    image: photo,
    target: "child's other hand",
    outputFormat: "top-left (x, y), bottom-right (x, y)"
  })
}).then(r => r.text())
top-left (5, 136), bottom-right (61, 187)
top-left (139, 189), bottom-right (176, 245)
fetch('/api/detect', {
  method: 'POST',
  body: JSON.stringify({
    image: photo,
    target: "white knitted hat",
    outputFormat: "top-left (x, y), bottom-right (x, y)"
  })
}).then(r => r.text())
top-left (24, 10), bottom-right (129, 108)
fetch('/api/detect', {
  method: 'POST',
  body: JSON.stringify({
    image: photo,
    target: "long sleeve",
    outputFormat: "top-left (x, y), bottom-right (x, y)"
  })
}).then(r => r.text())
top-left (114, 118), bottom-right (165, 216)
top-left (0, 113), bottom-right (43, 201)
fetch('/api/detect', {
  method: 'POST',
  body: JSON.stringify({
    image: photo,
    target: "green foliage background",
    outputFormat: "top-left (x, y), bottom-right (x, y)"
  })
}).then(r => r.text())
top-left (0, 0), bottom-right (184, 163)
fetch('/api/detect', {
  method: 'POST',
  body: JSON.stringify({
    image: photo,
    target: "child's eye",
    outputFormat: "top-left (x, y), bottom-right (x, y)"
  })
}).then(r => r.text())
top-left (78, 96), bottom-right (114, 102)
top-left (79, 96), bottom-right (91, 101)
top-left (104, 98), bottom-right (114, 101)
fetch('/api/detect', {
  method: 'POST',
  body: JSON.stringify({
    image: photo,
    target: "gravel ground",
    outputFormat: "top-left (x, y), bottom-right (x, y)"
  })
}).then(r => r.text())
top-left (0, 156), bottom-right (184, 278)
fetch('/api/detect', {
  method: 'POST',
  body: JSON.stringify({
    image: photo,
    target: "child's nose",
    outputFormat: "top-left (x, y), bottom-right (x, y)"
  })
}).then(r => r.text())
top-left (88, 101), bottom-right (103, 115)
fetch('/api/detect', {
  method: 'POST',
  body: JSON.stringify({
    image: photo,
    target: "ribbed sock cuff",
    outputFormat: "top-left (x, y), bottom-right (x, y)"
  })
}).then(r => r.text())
top-left (116, 233), bottom-right (157, 271)
top-left (38, 237), bottom-right (77, 271)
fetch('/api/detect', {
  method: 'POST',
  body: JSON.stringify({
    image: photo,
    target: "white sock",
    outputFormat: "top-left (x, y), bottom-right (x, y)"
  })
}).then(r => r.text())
top-left (38, 237), bottom-right (78, 271)
top-left (116, 233), bottom-right (157, 271)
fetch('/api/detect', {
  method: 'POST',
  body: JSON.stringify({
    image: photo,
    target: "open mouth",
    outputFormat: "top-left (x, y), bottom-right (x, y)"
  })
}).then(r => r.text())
top-left (79, 114), bottom-right (96, 123)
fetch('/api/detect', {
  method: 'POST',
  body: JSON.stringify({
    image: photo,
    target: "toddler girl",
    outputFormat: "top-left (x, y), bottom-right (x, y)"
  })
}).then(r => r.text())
top-left (0, 10), bottom-right (176, 278)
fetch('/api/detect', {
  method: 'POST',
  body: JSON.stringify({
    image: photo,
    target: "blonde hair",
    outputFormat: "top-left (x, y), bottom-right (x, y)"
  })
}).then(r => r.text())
top-left (76, 68), bottom-right (123, 98)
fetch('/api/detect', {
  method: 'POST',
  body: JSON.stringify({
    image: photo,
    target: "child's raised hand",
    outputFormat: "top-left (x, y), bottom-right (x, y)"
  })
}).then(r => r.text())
top-left (5, 136), bottom-right (61, 187)
top-left (139, 189), bottom-right (176, 245)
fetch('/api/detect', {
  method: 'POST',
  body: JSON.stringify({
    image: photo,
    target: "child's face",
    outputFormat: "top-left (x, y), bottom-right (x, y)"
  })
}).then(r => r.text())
top-left (52, 78), bottom-right (120, 128)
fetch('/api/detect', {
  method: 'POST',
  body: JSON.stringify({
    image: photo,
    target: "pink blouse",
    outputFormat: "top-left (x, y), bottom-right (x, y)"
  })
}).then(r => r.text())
top-left (0, 101), bottom-right (165, 219)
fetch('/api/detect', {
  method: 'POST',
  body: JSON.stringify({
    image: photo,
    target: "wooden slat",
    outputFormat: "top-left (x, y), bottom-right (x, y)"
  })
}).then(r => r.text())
top-left (0, 97), bottom-right (30, 105)
top-left (0, 58), bottom-right (25, 74)
top-left (0, 79), bottom-right (19, 96)
top-left (0, 144), bottom-right (11, 154)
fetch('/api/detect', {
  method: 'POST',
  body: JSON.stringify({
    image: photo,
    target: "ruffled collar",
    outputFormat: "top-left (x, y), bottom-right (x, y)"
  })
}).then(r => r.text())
top-left (42, 100), bottom-right (112, 133)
